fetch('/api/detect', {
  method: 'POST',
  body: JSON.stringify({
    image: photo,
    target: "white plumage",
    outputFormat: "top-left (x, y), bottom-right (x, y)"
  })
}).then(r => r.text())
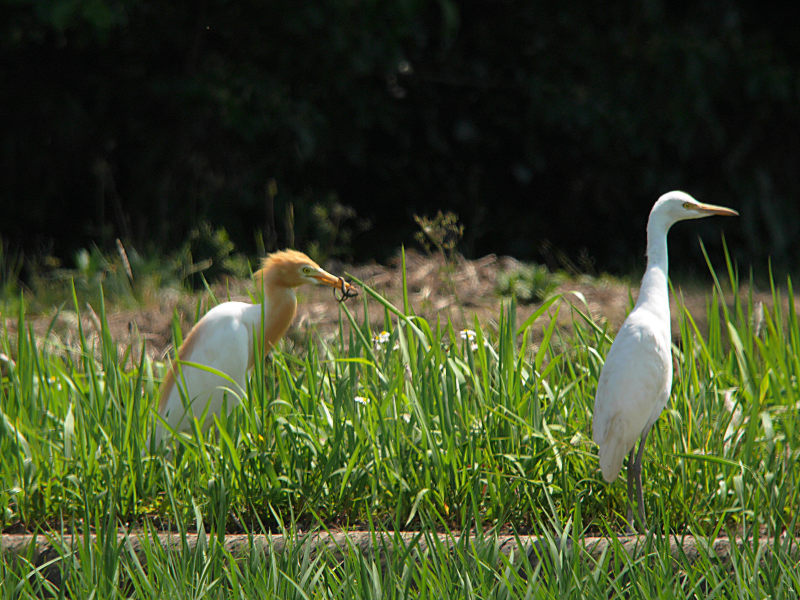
top-left (155, 250), bottom-right (356, 445)
top-left (156, 301), bottom-right (261, 441)
top-left (592, 190), bottom-right (738, 530)
top-left (594, 312), bottom-right (672, 481)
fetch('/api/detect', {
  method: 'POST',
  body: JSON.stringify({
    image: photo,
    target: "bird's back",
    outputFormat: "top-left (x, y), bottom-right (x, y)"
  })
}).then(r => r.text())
top-left (157, 302), bottom-right (255, 439)
top-left (592, 307), bottom-right (672, 481)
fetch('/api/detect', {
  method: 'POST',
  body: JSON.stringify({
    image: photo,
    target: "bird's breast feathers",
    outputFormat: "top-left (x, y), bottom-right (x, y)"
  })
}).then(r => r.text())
top-left (592, 314), bottom-right (672, 442)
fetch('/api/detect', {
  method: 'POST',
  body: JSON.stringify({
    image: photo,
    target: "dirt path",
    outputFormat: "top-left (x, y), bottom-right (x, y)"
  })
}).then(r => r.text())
top-left (2, 529), bottom-right (796, 586)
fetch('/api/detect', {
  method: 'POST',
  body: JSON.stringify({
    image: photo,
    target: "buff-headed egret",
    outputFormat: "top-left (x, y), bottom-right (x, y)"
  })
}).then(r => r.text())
top-left (592, 191), bottom-right (738, 530)
top-left (155, 249), bottom-right (357, 444)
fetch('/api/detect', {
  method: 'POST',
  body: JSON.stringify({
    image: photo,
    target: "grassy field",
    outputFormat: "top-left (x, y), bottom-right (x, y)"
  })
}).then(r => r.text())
top-left (1, 249), bottom-right (799, 598)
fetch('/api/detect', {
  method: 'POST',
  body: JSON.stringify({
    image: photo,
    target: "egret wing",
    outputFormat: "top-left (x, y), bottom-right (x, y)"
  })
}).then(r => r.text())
top-left (160, 302), bottom-right (252, 434)
top-left (592, 313), bottom-right (671, 481)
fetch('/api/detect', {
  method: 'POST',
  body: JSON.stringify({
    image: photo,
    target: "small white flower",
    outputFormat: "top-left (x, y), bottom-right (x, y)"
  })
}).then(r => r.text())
top-left (354, 395), bottom-right (369, 405)
top-left (460, 329), bottom-right (479, 350)
top-left (373, 330), bottom-right (391, 348)
top-left (459, 329), bottom-right (477, 342)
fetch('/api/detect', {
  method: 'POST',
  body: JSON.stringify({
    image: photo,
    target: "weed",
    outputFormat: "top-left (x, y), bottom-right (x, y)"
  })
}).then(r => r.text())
top-left (495, 261), bottom-right (561, 304)
top-left (413, 210), bottom-right (463, 260)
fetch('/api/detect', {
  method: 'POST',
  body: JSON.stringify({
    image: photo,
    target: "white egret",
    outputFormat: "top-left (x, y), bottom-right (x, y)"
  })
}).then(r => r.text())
top-left (155, 249), bottom-right (357, 444)
top-left (592, 191), bottom-right (738, 530)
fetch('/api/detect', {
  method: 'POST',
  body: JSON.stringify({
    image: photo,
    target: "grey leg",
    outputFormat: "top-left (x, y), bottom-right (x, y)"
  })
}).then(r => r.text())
top-left (631, 424), bottom-right (652, 532)
top-left (625, 447), bottom-right (636, 533)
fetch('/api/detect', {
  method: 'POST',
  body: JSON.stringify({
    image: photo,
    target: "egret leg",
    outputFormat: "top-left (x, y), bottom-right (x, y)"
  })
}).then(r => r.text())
top-left (625, 447), bottom-right (636, 534)
top-left (631, 425), bottom-right (652, 532)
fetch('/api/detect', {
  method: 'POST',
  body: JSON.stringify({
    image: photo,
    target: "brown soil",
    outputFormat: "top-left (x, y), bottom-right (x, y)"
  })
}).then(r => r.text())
top-left (0, 250), bottom-right (787, 366)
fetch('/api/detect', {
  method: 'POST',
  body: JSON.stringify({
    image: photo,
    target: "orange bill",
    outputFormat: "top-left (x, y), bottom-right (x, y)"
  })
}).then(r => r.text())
top-left (312, 269), bottom-right (359, 299)
top-left (693, 202), bottom-right (739, 217)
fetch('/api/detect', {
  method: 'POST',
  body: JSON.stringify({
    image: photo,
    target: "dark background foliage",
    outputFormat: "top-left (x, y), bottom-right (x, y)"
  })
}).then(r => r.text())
top-left (2, 0), bottom-right (798, 276)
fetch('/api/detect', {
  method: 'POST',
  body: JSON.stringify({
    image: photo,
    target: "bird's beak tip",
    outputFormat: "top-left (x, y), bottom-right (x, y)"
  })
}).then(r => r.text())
top-left (314, 270), bottom-right (358, 302)
top-left (714, 207), bottom-right (739, 217)
top-left (338, 278), bottom-right (358, 297)
top-left (315, 271), bottom-right (357, 293)
top-left (697, 203), bottom-right (739, 217)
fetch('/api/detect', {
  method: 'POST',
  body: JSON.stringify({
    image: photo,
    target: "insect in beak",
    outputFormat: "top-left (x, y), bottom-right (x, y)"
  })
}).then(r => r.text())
top-left (334, 277), bottom-right (358, 303)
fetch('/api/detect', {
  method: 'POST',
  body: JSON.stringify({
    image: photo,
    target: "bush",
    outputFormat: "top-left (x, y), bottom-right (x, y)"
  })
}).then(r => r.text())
top-left (2, 1), bottom-right (797, 274)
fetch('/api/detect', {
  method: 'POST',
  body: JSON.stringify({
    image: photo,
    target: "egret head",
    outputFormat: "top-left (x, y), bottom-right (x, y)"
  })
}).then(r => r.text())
top-left (254, 250), bottom-right (358, 297)
top-left (651, 191), bottom-right (739, 226)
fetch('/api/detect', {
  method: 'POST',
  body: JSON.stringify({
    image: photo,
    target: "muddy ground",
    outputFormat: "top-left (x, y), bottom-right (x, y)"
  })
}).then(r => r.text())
top-left (1, 250), bottom-right (784, 366)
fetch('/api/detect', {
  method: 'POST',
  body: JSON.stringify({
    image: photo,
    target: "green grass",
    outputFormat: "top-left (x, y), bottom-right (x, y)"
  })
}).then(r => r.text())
top-left (1, 247), bottom-right (799, 598)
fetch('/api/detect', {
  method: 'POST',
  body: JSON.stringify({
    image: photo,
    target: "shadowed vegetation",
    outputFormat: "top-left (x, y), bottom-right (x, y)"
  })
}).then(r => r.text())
top-left (3, 2), bottom-right (800, 275)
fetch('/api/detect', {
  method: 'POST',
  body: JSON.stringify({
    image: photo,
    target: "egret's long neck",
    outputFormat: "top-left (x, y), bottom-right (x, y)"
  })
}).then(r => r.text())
top-left (634, 214), bottom-right (671, 323)
top-left (245, 278), bottom-right (298, 368)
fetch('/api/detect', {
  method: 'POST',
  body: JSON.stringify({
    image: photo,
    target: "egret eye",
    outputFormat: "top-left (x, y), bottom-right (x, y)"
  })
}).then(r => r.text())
top-left (682, 201), bottom-right (694, 209)
top-left (302, 266), bottom-right (314, 275)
